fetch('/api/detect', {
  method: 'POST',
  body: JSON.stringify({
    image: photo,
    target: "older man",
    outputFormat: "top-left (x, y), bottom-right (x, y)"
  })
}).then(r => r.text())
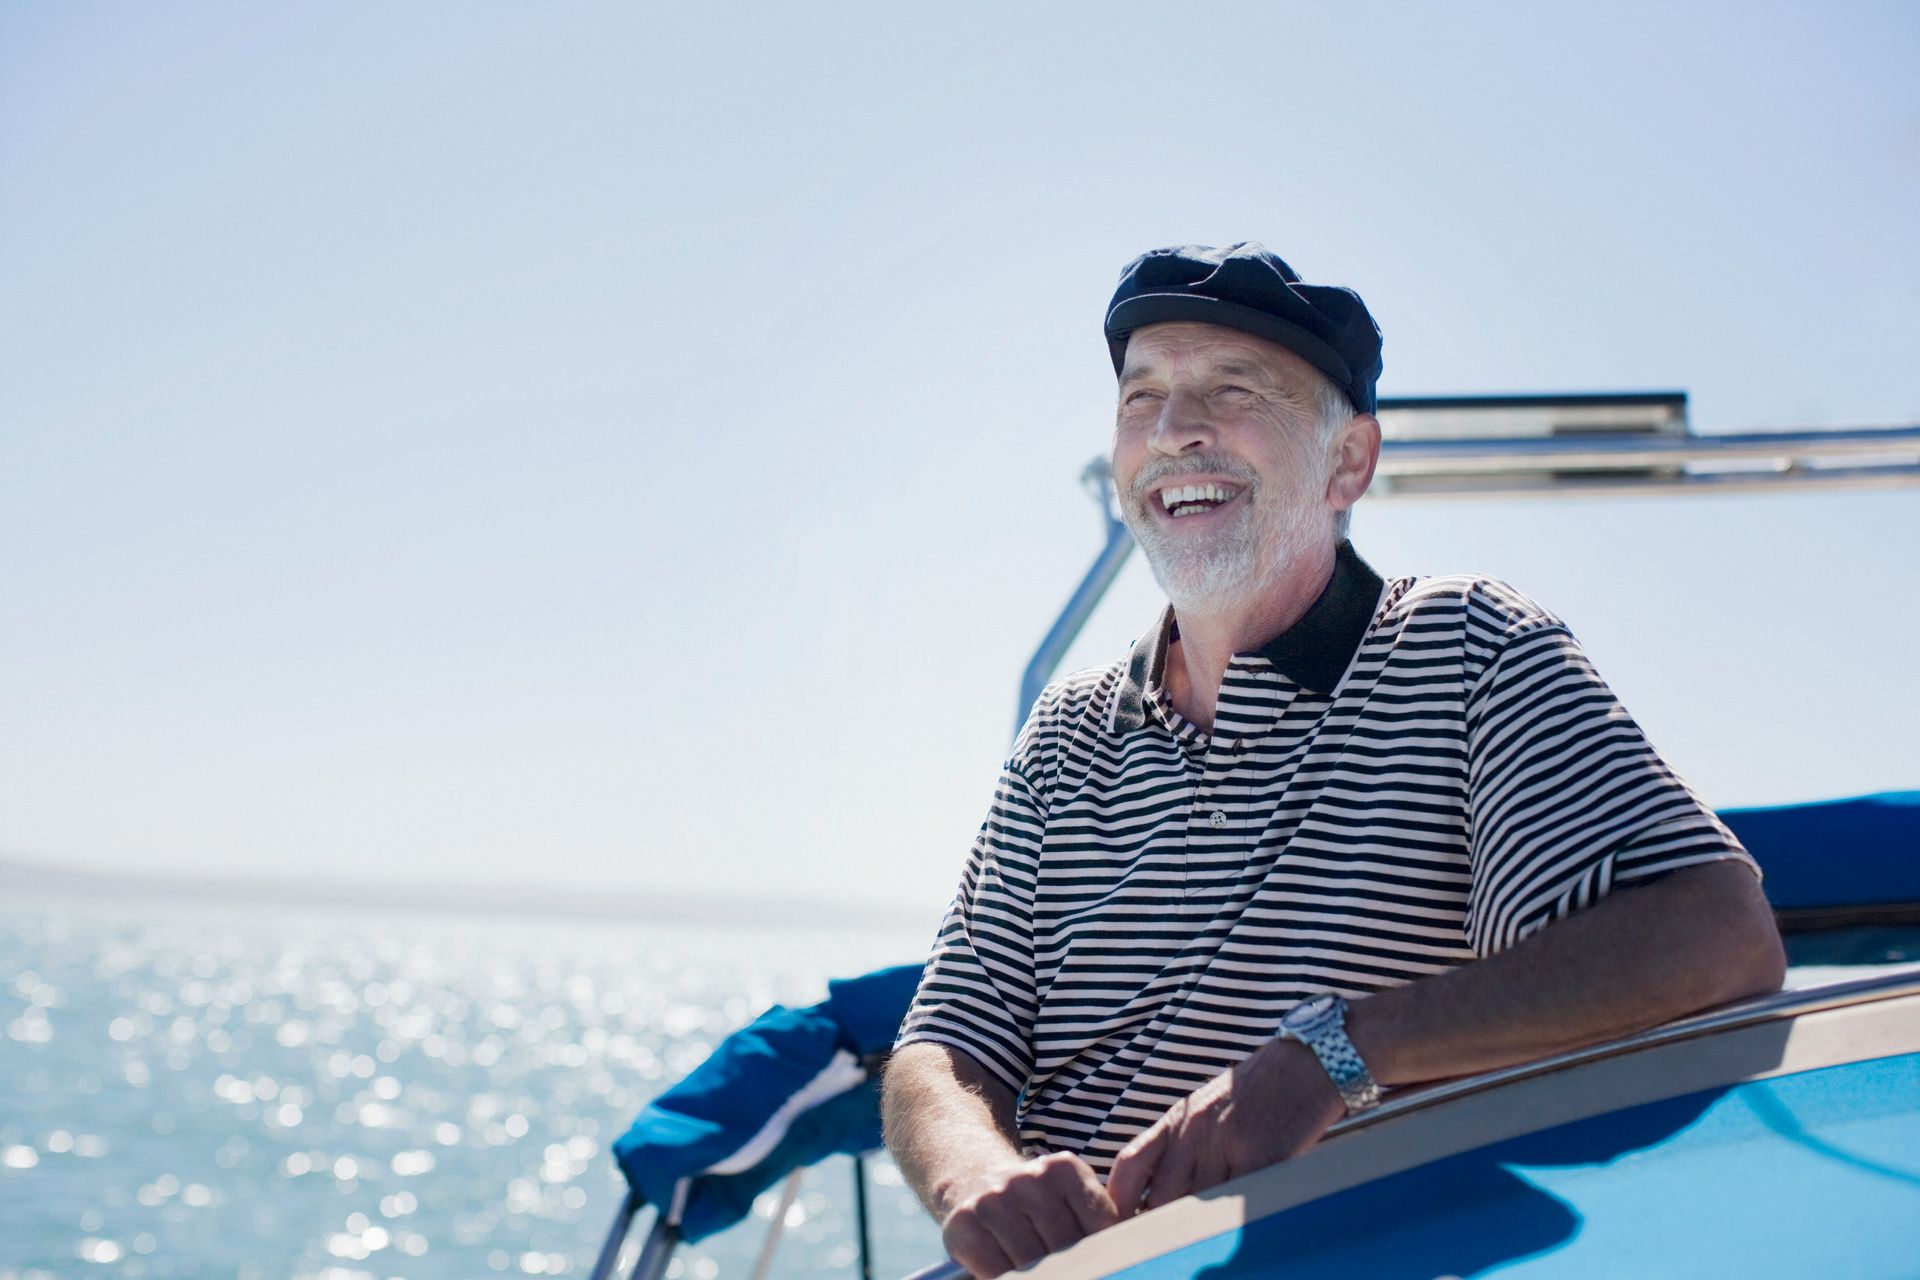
top-left (883, 244), bottom-right (1784, 1279)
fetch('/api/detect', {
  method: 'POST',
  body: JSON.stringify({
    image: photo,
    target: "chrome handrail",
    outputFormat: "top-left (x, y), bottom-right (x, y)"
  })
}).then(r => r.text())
top-left (1372, 424), bottom-right (1920, 497)
top-left (1377, 424), bottom-right (1920, 473)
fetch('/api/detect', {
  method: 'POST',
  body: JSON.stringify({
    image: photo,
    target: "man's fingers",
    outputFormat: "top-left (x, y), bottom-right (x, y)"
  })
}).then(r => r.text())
top-left (1190, 1143), bottom-right (1231, 1198)
top-left (941, 1216), bottom-right (1015, 1280)
top-left (1023, 1154), bottom-right (1111, 1251)
top-left (1024, 1202), bottom-right (1084, 1255)
top-left (1143, 1136), bottom-right (1197, 1212)
top-left (985, 1210), bottom-right (1051, 1273)
top-left (945, 1153), bottom-right (1128, 1277)
top-left (1105, 1123), bottom-right (1169, 1217)
top-left (953, 1206), bottom-right (1047, 1276)
top-left (1063, 1161), bottom-right (1122, 1235)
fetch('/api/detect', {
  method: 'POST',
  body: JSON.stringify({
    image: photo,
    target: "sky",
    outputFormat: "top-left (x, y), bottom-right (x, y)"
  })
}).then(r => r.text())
top-left (2, 1), bottom-right (1916, 916)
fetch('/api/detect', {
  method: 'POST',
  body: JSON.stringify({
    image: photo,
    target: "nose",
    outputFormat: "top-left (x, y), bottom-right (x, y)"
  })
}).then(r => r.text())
top-left (1149, 388), bottom-right (1216, 456)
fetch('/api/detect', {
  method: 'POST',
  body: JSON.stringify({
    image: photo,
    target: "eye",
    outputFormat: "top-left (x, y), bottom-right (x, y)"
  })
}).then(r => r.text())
top-left (1121, 388), bottom-right (1162, 407)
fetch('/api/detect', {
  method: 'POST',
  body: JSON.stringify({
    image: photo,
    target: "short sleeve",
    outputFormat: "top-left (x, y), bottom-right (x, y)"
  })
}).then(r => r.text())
top-left (1463, 623), bottom-right (1756, 955)
top-left (894, 765), bottom-right (1044, 1093)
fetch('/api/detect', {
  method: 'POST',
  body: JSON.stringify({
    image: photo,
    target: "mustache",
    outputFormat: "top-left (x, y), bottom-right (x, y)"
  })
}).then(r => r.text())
top-left (1127, 453), bottom-right (1258, 504)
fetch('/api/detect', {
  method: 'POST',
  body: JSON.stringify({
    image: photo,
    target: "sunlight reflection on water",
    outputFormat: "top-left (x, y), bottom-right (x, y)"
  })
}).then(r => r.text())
top-left (0, 900), bottom-right (943, 1280)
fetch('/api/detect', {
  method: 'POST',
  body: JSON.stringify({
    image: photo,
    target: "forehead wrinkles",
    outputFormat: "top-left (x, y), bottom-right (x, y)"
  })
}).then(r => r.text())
top-left (1119, 329), bottom-right (1314, 396)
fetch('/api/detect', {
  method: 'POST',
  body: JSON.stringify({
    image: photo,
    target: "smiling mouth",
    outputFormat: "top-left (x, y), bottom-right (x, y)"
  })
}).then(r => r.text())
top-left (1157, 482), bottom-right (1242, 518)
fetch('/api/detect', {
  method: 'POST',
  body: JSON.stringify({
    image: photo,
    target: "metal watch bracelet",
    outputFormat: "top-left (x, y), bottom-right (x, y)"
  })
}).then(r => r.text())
top-left (1278, 995), bottom-right (1381, 1116)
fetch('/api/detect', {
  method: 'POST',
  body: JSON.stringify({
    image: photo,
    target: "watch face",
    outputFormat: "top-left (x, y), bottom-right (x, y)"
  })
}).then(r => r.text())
top-left (1286, 995), bottom-right (1336, 1030)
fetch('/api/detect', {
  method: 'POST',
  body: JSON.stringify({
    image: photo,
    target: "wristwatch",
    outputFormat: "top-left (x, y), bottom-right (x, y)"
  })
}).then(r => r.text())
top-left (1276, 995), bottom-right (1381, 1116)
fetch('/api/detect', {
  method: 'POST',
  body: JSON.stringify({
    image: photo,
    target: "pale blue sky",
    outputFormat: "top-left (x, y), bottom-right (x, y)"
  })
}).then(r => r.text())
top-left (2, 1), bottom-right (1915, 912)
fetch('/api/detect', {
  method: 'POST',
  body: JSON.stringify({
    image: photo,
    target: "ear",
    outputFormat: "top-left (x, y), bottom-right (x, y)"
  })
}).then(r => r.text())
top-left (1325, 412), bottom-right (1381, 515)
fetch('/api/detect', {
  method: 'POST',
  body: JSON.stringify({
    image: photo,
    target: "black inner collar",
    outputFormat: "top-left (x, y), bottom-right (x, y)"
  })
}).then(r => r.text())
top-left (1254, 540), bottom-right (1385, 694)
top-left (1111, 541), bottom-right (1386, 733)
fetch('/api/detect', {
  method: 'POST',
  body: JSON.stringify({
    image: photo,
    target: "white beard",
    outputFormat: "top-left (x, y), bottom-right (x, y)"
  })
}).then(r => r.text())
top-left (1121, 454), bottom-right (1324, 616)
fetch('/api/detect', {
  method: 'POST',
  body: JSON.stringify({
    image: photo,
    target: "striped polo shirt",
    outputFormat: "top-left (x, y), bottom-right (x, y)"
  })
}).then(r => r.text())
top-left (897, 541), bottom-right (1754, 1173)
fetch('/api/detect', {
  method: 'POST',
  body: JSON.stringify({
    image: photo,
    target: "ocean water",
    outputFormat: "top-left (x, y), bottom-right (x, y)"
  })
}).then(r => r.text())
top-left (0, 898), bottom-right (947, 1280)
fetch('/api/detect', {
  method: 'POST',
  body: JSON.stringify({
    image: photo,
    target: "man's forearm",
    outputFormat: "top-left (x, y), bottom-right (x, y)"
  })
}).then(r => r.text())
top-left (1106, 859), bottom-right (1787, 1214)
top-left (883, 1042), bottom-right (1029, 1221)
top-left (886, 1042), bottom-right (1123, 1278)
top-left (1346, 860), bottom-right (1786, 1088)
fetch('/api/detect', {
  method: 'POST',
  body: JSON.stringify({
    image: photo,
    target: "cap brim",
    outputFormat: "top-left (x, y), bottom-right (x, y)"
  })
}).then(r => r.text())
top-left (1105, 294), bottom-right (1356, 395)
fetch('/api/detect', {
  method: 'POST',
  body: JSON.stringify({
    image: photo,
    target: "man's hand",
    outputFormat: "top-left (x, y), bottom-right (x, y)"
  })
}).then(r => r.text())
top-left (886, 1043), bottom-right (1121, 1277)
top-left (1106, 1038), bottom-right (1345, 1216)
top-left (940, 1151), bottom-right (1119, 1279)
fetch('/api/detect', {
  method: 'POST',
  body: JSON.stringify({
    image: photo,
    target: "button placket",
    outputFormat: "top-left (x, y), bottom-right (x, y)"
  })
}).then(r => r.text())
top-left (1184, 734), bottom-right (1239, 905)
top-left (1204, 731), bottom-right (1231, 809)
top-left (1221, 736), bottom-right (1251, 836)
top-left (1182, 733), bottom-right (1243, 913)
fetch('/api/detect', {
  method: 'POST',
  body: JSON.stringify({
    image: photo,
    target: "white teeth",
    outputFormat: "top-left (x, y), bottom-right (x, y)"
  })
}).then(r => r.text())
top-left (1158, 482), bottom-right (1238, 512)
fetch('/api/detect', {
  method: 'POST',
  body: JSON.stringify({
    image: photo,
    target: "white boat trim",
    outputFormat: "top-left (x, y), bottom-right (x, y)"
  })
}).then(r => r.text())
top-left (1017, 971), bottom-right (1920, 1280)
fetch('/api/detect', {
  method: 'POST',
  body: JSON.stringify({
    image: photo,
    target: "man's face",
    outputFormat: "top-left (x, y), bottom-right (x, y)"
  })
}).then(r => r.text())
top-left (1112, 322), bottom-right (1342, 615)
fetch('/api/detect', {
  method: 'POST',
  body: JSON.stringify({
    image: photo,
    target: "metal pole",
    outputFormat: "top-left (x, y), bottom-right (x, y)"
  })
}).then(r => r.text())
top-left (747, 1169), bottom-right (804, 1280)
top-left (896, 1261), bottom-right (967, 1280)
top-left (630, 1214), bottom-right (681, 1280)
top-left (852, 1152), bottom-right (873, 1280)
top-left (1016, 458), bottom-right (1134, 737)
top-left (587, 1189), bottom-right (644, 1280)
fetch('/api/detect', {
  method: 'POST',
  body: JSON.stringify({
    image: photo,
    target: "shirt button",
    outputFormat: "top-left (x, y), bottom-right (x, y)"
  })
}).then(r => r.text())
top-left (1209, 810), bottom-right (1228, 829)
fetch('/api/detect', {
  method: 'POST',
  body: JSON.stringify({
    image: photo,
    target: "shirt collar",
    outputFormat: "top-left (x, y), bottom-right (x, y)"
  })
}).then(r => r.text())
top-left (1108, 540), bottom-right (1386, 734)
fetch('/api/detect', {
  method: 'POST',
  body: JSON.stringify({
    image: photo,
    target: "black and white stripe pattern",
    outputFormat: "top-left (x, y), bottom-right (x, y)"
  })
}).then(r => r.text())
top-left (898, 545), bottom-right (1753, 1174)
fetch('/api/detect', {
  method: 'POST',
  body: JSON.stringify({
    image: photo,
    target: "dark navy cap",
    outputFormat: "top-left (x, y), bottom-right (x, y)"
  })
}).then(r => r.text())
top-left (1104, 242), bottom-right (1384, 414)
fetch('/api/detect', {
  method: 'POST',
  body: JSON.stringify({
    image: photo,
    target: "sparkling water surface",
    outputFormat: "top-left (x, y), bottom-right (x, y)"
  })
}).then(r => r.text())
top-left (0, 898), bottom-right (946, 1280)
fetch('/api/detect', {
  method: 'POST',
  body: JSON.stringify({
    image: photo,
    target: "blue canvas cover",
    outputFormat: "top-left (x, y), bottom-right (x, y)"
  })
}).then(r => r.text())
top-left (612, 963), bottom-right (921, 1242)
top-left (1722, 790), bottom-right (1920, 910)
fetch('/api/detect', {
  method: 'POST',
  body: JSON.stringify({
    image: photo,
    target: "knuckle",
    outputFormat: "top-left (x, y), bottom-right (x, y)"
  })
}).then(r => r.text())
top-left (1007, 1156), bottom-right (1060, 1192)
top-left (989, 1173), bottom-right (1051, 1215)
top-left (968, 1191), bottom-right (1013, 1225)
top-left (942, 1209), bottom-right (982, 1243)
top-left (942, 1221), bottom-right (1005, 1279)
top-left (940, 1221), bottom-right (978, 1260)
top-left (1038, 1156), bottom-right (1077, 1185)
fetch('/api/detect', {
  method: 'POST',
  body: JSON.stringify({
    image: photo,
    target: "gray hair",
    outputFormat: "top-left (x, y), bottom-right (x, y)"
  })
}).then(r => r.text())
top-left (1314, 378), bottom-right (1358, 542)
